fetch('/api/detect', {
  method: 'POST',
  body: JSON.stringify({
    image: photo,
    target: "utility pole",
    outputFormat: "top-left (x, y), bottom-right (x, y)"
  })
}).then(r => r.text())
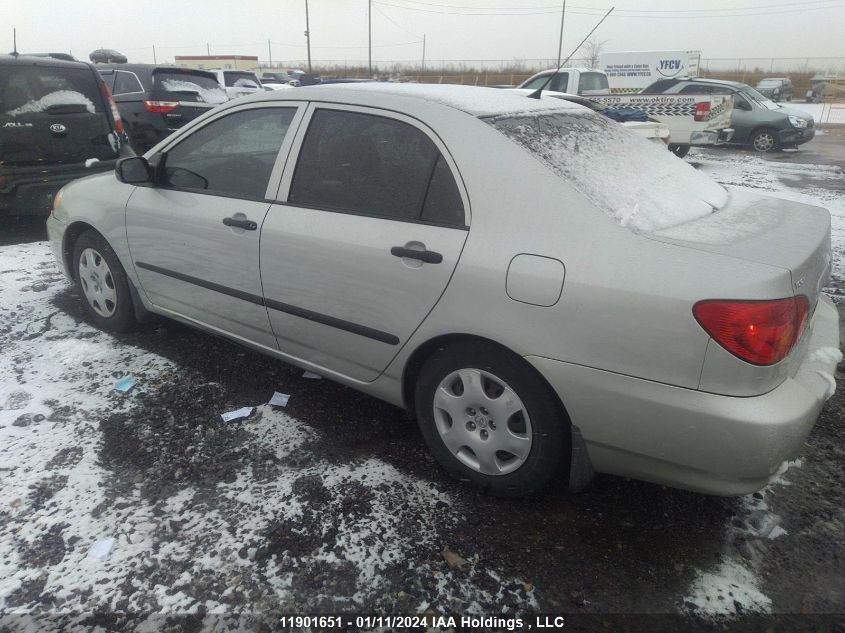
top-left (368, 0), bottom-right (372, 76)
top-left (268, 39), bottom-right (272, 65)
top-left (152, 45), bottom-right (157, 63)
top-left (305, 0), bottom-right (312, 72)
top-left (206, 43), bottom-right (210, 56)
top-left (556, 0), bottom-right (566, 66)
top-left (422, 34), bottom-right (426, 72)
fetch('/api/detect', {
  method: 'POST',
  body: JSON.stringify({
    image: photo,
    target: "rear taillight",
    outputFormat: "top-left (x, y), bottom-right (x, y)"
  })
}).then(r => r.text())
top-left (101, 82), bottom-right (124, 134)
top-left (143, 100), bottom-right (179, 114)
top-left (693, 296), bottom-right (809, 366)
top-left (693, 102), bottom-right (711, 122)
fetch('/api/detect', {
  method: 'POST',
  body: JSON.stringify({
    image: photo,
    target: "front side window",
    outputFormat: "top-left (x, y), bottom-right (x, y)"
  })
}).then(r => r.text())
top-left (289, 109), bottom-right (464, 225)
top-left (162, 107), bottom-right (296, 199)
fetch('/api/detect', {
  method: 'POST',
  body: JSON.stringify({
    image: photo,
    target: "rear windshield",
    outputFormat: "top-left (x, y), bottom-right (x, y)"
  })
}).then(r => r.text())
top-left (486, 110), bottom-right (728, 232)
top-left (0, 65), bottom-right (103, 117)
top-left (224, 72), bottom-right (260, 88)
top-left (152, 71), bottom-right (228, 104)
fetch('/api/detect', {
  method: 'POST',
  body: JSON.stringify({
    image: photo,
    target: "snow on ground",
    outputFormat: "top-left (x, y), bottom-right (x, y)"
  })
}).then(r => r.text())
top-left (0, 244), bottom-right (536, 629)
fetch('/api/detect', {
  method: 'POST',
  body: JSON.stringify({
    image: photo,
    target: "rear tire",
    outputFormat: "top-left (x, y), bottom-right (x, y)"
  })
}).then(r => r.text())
top-left (72, 230), bottom-right (138, 333)
top-left (668, 143), bottom-right (690, 158)
top-left (750, 128), bottom-right (780, 152)
top-left (414, 341), bottom-right (568, 497)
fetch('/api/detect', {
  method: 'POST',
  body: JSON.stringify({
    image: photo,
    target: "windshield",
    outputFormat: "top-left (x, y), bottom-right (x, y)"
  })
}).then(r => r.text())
top-left (757, 80), bottom-right (782, 88)
top-left (485, 110), bottom-right (728, 232)
top-left (740, 87), bottom-right (780, 110)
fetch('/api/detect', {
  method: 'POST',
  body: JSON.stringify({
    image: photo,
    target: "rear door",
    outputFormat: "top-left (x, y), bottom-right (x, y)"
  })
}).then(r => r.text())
top-left (260, 104), bottom-right (469, 381)
top-left (126, 102), bottom-right (305, 349)
top-left (0, 63), bottom-right (118, 167)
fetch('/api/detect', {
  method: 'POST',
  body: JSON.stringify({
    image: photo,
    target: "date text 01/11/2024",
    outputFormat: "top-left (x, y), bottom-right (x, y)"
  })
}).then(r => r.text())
top-left (277, 615), bottom-right (567, 630)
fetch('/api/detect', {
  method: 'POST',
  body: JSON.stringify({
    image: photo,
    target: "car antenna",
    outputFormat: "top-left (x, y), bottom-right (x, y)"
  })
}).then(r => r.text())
top-left (11, 27), bottom-right (18, 57)
top-left (528, 6), bottom-right (614, 99)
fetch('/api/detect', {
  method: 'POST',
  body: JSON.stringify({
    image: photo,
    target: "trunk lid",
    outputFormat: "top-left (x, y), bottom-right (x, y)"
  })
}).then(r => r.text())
top-left (0, 64), bottom-right (118, 167)
top-left (652, 187), bottom-right (832, 311)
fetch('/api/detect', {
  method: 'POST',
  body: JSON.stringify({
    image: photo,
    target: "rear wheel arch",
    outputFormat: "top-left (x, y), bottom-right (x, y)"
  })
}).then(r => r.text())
top-left (401, 333), bottom-right (572, 428)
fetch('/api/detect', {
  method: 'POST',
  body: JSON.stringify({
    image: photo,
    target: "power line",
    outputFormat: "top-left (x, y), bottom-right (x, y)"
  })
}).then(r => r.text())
top-left (373, 3), bottom-right (424, 39)
top-left (382, 0), bottom-right (843, 13)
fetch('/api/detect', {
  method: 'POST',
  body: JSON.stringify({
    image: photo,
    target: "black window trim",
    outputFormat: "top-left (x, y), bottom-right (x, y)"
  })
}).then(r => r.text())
top-left (280, 101), bottom-right (470, 230)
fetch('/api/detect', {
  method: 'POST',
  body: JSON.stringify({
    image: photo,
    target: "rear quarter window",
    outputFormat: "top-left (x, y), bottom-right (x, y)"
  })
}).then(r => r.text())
top-left (0, 65), bottom-right (104, 116)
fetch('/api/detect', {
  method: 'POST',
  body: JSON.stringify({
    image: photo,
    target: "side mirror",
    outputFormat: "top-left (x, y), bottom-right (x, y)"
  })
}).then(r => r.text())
top-left (115, 156), bottom-right (152, 184)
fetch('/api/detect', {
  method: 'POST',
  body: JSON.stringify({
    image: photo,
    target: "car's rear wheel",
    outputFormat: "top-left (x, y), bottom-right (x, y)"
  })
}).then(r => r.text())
top-left (414, 341), bottom-right (568, 496)
top-left (668, 143), bottom-right (690, 158)
top-left (73, 230), bottom-right (138, 332)
top-left (750, 128), bottom-right (780, 152)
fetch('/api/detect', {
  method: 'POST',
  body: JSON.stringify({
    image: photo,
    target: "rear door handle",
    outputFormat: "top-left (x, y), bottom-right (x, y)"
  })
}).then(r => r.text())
top-left (390, 246), bottom-right (443, 264)
top-left (223, 216), bottom-right (257, 230)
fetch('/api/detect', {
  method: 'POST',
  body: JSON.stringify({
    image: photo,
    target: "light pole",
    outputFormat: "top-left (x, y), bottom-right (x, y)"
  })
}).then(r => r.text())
top-left (556, 0), bottom-right (566, 67)
top-left (368, 0), bottom-right (372, 76)
top-left (305, 0), bottom-right (312, 72)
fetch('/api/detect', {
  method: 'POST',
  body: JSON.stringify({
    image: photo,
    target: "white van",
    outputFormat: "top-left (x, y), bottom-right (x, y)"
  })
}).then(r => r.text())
top-left (599, 51), bottom-right (701, 94)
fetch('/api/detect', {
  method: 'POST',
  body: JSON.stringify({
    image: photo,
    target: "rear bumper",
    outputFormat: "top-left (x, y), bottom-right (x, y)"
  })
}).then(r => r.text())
top-left (527, 294), bottom-right (841, 496)
top-left (0, 160), bottom-right (116, 216)
top-left (778, 126), bottom-right (815, 147)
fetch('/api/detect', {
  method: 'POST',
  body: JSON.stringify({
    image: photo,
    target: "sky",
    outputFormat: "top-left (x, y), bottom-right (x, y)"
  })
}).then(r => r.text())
top-left (6, 0), bottom-right (845, 69)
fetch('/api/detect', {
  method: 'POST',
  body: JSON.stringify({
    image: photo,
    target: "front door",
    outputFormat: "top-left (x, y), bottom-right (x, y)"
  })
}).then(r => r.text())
top-left (126, 103), bottom-right (303, 350)
top-left (260, 105), bottom-right (469, 381)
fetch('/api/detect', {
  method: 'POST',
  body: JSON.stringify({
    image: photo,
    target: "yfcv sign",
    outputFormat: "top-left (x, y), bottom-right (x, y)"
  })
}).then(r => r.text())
top-left (656, 58), bottom-right (684, 76)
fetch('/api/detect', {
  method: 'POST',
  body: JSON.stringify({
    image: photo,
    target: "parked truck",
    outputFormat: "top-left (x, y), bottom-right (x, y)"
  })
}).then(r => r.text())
top-left (599, 50), bottom-right (701, 94)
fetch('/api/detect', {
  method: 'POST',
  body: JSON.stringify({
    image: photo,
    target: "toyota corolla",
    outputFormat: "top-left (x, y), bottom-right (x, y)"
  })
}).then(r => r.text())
top-left (46, 84), bottom-right (841, 497)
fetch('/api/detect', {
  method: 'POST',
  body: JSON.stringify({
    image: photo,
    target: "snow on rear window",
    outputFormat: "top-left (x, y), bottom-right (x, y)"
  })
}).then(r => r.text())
top-left (5, 90), bottom-right (95, 117)
top-left (487, 111), bottom-right (728, 232)
top-left (158, 78), bottom-right (228, 104)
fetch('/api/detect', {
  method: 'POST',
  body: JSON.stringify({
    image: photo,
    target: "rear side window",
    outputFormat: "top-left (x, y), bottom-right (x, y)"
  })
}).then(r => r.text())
top-left (0, 66), bottom-right (104, 117)
top-left (113, 71), bottom-right (143, 95)
top-left (162, 107), bottom-right (296, 199)
top-left (289, 109), bottom-right (464, 225)
top-left (578, 72), bottom-right (609, 94)
top-left (152, 71), bottom-right (227, 104)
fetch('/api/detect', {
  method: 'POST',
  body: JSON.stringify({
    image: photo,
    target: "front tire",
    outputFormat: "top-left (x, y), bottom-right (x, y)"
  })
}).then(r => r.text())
top-left (750, 128), bottom-right (780, 152)
top-left (414, 341), bottom-right (568, 496)
top-left (73, 230), bottom-right (138, 332)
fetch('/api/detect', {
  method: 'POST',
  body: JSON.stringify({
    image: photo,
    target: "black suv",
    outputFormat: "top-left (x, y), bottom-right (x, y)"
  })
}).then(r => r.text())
top-left (1, 54), bottom-right (131, 216)
top-left (97, 64), bottom-right (228, 153)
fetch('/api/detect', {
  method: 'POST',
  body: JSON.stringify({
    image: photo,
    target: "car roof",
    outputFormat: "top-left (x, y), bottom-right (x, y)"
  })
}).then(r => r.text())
top-left (247, 83), bottom-right (586, 117)
top-left (0, 54), bottom-right (93, 70)
top-left (681, 77), bottom-right (745, 88)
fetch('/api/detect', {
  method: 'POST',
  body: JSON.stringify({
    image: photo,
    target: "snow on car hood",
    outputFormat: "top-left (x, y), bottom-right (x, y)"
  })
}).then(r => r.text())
top-left (5, 90), bottom-right (95, 117)
top-left (487, 110), bottom-right (729, 232)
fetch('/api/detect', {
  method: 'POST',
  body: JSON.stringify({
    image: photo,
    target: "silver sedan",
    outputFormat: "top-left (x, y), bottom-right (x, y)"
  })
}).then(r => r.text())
top-left (46, 84), bottom-right (841, 497)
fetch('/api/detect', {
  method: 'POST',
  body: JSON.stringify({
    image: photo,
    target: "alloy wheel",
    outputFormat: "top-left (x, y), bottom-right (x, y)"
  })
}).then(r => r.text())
top-left (753, 132), bottom-right (776, 152)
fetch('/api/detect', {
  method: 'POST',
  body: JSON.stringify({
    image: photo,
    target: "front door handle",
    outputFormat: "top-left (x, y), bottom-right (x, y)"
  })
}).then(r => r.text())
top-left (223, 216), bottom-right (257, 230)
top-left (390, 246), bottom-right (443, 264)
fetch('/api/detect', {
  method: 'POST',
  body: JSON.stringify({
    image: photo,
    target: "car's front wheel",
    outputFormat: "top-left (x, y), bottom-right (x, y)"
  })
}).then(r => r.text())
top-left (668, 143), bottom-right (690, 158)
top-left (415, 341), bottom-right (568, 496)
top-left (73, 230), bottom-right (138, 332)
top-left (750, 128), bottom-right (780, 152)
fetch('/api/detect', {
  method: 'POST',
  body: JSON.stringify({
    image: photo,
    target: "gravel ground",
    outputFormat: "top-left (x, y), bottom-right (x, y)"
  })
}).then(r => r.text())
top-left (0, 142), bottom-right (843, 633)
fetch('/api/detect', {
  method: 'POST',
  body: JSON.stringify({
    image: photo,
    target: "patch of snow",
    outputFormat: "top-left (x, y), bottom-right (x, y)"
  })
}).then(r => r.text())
top-left (160, 79), bottom-right (228, 104)
top-left (5, 90), bottom-right (95, 117)
top-left (84, 158), bottom-right (100, 168)
top-left (684, 560), bottom-right (772, 616)
top-left (233, 78), bottom-right (259, 88)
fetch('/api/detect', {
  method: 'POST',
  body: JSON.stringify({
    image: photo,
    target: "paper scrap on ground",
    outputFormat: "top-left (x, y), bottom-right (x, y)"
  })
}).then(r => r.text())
top-left (87, 537), bottom-right (115, 560)
top-left (302, 371), bottom-right (322, 380)
top-left (269, 392), bottom-right (290, 407)
top-left (221, 406), bottom-right (254, 422)
top-left (113, 376), bottom-right (136, 392)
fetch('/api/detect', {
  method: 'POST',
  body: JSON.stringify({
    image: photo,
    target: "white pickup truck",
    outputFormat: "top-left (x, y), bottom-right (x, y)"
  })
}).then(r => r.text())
top-left (519, 68), bottom-right (733, 157)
